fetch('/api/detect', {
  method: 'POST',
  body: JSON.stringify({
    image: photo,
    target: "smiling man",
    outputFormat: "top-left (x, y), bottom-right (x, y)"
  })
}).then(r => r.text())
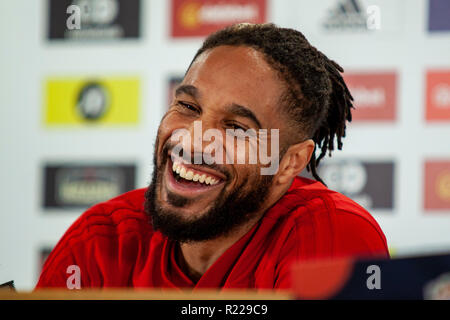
top-left (36, 23), bottom-right (388, 290)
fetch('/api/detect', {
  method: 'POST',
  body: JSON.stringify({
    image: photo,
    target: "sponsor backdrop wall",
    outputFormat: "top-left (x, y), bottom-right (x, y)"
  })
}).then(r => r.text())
top-left (0, 0), bottom-right (449, 290)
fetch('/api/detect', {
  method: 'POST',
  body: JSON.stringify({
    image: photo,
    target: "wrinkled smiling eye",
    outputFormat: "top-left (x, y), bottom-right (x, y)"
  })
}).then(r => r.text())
top-left (178, 101), bottom-right (199, 113)
top-left (227, 123), bottom-right (246, 131)
top-left (226, 125), bottom-right (256, 140)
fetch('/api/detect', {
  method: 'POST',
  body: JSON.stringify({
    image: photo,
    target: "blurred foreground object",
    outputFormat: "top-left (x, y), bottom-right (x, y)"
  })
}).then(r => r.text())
top-left (0, 289), bottom-right (291, 300)
top-left (0, 281), bottom-right (15, 291)
top-left (291, 252), bottom-right (450, 300)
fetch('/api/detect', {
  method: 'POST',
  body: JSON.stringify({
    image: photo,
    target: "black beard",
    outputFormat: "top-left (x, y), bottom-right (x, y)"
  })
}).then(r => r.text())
top-left (144, 140), bottom-right (273, 243)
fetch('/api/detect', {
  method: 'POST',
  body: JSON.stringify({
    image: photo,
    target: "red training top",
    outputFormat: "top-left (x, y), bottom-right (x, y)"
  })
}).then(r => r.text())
top-left (36, 177), bottom-right (389, 290)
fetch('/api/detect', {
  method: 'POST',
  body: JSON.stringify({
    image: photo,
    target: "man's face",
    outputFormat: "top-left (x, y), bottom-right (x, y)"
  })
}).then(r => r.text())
top-left (145, 45), bottom-right (287, 242)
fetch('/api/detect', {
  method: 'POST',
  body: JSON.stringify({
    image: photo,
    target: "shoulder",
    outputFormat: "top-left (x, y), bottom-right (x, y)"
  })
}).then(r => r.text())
top-left (276, 177), bottom-right (389, 259)
top-left (45, 188), bottom-right (152, 266)
top-left (37, 188), bottom-right (153, 287)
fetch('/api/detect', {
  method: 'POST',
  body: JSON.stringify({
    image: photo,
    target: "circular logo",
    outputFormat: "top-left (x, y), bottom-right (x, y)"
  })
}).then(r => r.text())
top-left (322, 161), bottom-right (367, 195)
top-left (179, 1), bottom-right (201, 29)
top-left (76, 82), bottom-right (109, 121)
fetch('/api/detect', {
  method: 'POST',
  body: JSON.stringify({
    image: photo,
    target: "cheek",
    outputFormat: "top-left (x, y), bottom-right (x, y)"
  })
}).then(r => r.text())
top-left (157, 112), bottom-right (187, 152)
top-left (231, 163), bottom-right (261, 189)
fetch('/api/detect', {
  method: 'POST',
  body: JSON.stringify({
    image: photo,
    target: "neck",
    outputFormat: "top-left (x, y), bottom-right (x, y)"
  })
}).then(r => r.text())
top-left (177, 215), bottom-right (261, 283)
top-left (176, 179), bottom-right (293, 283)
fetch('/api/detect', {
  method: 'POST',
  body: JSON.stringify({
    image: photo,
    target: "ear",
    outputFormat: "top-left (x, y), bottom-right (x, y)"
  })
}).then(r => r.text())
top-left (275, 139), bottom-right (315, 185)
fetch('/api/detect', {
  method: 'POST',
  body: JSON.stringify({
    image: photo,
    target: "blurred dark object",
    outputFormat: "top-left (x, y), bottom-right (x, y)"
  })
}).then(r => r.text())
top-left (0, 281), bottom-right (16, 291)
top-left (292, 252), bottom-right (450, 300)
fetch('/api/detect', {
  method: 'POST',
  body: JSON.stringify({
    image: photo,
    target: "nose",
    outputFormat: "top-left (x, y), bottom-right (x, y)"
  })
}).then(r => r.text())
top-left (189, 120), bottom-right (226, 165)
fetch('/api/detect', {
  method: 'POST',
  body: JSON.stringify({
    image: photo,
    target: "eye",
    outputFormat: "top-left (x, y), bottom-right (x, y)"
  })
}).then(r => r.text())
top-left (225, 123), bottom-right (257, 141)
top-left (226, 122), bottom-right (248, 131)
top-left (177, 101), bottom-right (200, 113)
top-left (229, 123), bottom-right (246, 131)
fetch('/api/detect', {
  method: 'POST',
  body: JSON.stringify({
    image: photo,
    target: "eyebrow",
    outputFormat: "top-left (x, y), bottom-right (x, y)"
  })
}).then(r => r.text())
top-left (227, 103), bottom-right (262, 129)
top-left (175, 84), bottom-right (262, 128)
top-left (175, 85), bottom-right (199, 100)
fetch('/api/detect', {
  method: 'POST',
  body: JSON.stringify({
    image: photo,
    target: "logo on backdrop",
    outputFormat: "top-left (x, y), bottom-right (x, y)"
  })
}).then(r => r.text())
top-left (344, 72), bottom-right (397, 121)
top-left (48, 0), bottom-right (141, 40)
top-left (43, 164), bottom-right (136, 208)
top-left (171, 0), bottom-right (267, 38)
top-left (425, 71), bottom-right (450, 121)
top-left (76, 82), bottom-right (110, 120)
top-left (322, 0), bottom-right (380, 31)
top-left (302, 160), bottom-right (395, 210)
top-left (44, 77), bottom-right (140, 126)
top-left (428, 0), bottom-right (450, 32)
top-left (424, 160), bottom-right (450, 210)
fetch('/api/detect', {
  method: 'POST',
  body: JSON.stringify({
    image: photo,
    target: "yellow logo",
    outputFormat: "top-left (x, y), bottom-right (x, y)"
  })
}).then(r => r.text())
top-left (179, 1), bottom-right (201, 29)
top-left (436, 171), bottom-right (450, 201)
top-left (44, 77), bottom-right (139, 126)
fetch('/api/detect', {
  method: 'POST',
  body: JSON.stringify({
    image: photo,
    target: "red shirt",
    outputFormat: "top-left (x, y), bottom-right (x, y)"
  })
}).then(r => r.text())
top-left (36, 177), bottom-right (389, 290)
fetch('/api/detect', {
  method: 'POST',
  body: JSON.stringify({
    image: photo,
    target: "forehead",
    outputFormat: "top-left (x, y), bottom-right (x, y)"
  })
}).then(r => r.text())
top-left (183, 46), bottom-right (286, 124)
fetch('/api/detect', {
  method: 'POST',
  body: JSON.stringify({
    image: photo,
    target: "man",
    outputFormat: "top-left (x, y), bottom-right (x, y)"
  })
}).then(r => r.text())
top-left (36, 23), bottom-right (388, 290)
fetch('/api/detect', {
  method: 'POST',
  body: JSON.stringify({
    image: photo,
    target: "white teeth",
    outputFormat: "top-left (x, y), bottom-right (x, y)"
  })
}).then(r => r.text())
top-left (179, 167), bottom-right (186, 178)
top-left (172, 162), bottom-right (220, 185)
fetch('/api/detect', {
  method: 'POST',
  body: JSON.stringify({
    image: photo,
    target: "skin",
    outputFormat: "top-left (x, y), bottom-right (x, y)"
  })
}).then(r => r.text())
top-left (155, 45), bottom-right (315, 282)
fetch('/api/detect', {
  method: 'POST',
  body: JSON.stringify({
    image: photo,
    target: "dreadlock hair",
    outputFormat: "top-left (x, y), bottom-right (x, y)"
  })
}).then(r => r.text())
top-left (187, 23), bottom-right (354, 185)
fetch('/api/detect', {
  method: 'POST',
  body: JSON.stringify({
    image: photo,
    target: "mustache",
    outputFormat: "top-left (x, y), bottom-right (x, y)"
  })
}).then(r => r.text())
top-left (160, 141), bottom-right (232, 180)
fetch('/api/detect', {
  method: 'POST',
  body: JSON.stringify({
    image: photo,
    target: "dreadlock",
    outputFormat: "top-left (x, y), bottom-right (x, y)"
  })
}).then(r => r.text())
top-left (187, 23), bottom-right (354, 185)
